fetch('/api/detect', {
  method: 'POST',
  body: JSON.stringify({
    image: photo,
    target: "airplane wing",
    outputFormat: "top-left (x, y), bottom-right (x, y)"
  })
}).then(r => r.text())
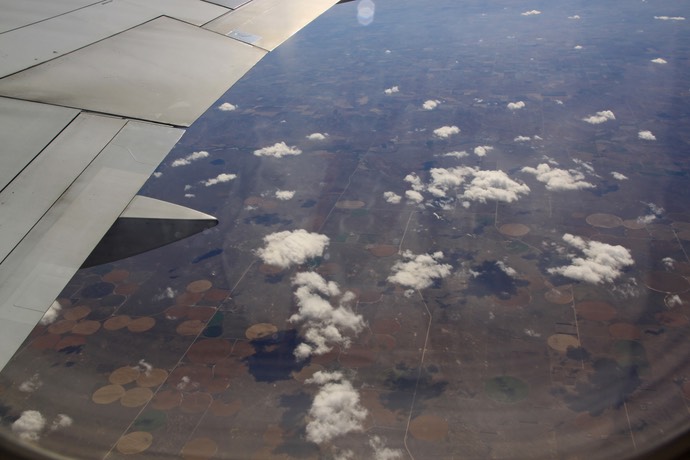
top-left (0, 0), bottom-right (340, 371)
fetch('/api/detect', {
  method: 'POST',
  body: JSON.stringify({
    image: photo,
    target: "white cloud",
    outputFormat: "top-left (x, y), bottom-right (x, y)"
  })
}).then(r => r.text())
top-left (172, 150), bottom-right (209, 167)
top-left (405, 190), bottom-right (424, 203)
top-left (663, 257), bottom-right (675, 270)
top-left (305, 371), bottom-right (367, 444)
top-left (153, 172), bottom-right (162, 178)
top-left (404, 173), bottom-right (424, 191)
top-left (290, 273), bottom-right (365, 360)
top-left (638, 130), bottom-right (656, 140)
top-left (402, 166), bottom-right (530, 205)
top-left (582, 110), bottom-right (616, 124)
top-left (654, 16), bottom-right (685, 21)
top-left (667, 294), bottom-right (683, 308)
top-left (571, 158), bottom-right (595, 175)
top-left (611, 171), bottom-right (628, 180)
top-left (433, 125), bottom-right (460, 138)
top-left (651, 58), bottom-right (667, 64)
top-left (50, 414), bottom-right (73, 431)
top-left (202, 173), bottom-right (236, 187)
top-left (522, 163), bottom-right (595, 191)
top-left (496, 261), bottom-right (517, 277)
top-left (306, 133), bottom-right (328, 141)
top-left (12, 411), bottom-right (45, 442)
top-left (184, 193), bottom-right (195, 198)
top-left (40, 300), bottom-right (62, 325)
top-left (256, 230), bottom-right (329, 269)
top-left (253, 142), bottom-right (302, 158)
top-left (568, 15), bottom-right (581, 19)
top-left (574, 45), bottom-right (583, 50)
top-left (474, 145), bottom-right (494, 157)
top-left (462, 169), bottom-right (531, 203)
top-left (428, 167), bottom-right (468, 197)
top-left (442, 150), bottom-right (468, 158)
top-left (388, 250), bottom-right (452, 290)
top-left (524, 328), bottom-right (541, 337)
top-left (369, 436), bottom-right (403, 460)
top-left (384, 86), bottom-right (400, 95)
top-left (548, 234), bottom-right (634, 284)
top-left (138, 359), bottom-right (153, 375)
top-left (422, 100), bottom-right (440, 110)
top-left (19, 374), bottom-right (42, 393)
top-left (275, 190), bottom-right (296, 200)
top-left (521, 10), bottom-right (541, 16)
top-left (383, 191), bottom-right (402, 204)
top-left (507, 101), bottom-right (526, 110)
top-left (514, 135), bottom-right (532, 142)
top-left (218, 102), bottom-right (237, 111)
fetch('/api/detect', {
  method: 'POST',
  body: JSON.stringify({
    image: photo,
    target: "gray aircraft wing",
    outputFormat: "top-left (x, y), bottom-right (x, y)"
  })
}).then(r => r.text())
top-left (0, 0), bottom-right (339, 370)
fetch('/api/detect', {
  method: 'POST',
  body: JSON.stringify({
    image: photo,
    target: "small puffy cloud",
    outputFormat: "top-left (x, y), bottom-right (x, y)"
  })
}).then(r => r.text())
top-left (507, 101), bottom-right (526, 110)
top-left (522, 163), bottom-right (595, 191)
top-left (611, 171), bottom-right (628, 180)
top-left (667, 294), bottom-right (683, 308)
top-left (462, 169), bottom-right (531, 203)
top-left (218, 102), bottom-right (236, 111)
top-left (50, 414), bottom-right (73, 431)
top-left (369, 436), bottom-right (403, 460)
top-left (582, 110), bottom-right (615, 124)
top-left (635, 202), bottom-right (664, 225)
top-left (402, 166), bottom-right (530, 205)
top-left (433, 125), bottom-right (460, 138)
top-left (638, 130), bottom-right (656, 141)
top-left (202, 173), bottom-right (236, 187)
top-left (172, 150), bottom-right (209, 167)
top-left (290, 273), bottom-right (365, 360)
top-left (654, 16), bottom-right (685, 21)
top-left (651, 58), bottom-right (667, 64)
top-left (568, 15), bottom-right (581, 19)
top-left (443, 150), bottom-right (468, 158)
top-left (40, 300), bottom-right (62, 325)
top-left (404, 173), bottom-right (424, 191)
top-left (663, 257), bottom-right (675, 270)
top-left (388, 250), bottom-right (452, 290)
top-left (548, 234), bottom-right (634, 284)
top-left (422, 100), bottom-right (440, 110)
top-left (306, 133), bottom-right (328, 141)
top-left (514, 135), bottom-right (532, 142)
top-left (153, 172), bottom-right (163, 178)
top-left (496, 261), bottom-right (517, 277)
top-left (383, 191), bottom-right (402, 204)
top-left (473, 145), bottom-right (494, 157)
top-left (574, 45), bottom-right (583, 50)
top-left (405, 190), bottom-right (424, 203)
top-left (256, 230), bottom-right (329, 269)
top-left (12, 411), bottom-right (46, 442)
top-left (253, 142), bottom-right (302, 158)
top-left (305, 371), bottom-right (367, 444)
top-left (275, 190), bottom-right (295, 200)
top-left (384, 86), bottom-right (399, 95)
top-left (521, 10), bottom-right (541, 16)
top-left (19, 374), bottom-right (42, 393)
top-left (184, 193), bottom-right (195, 198)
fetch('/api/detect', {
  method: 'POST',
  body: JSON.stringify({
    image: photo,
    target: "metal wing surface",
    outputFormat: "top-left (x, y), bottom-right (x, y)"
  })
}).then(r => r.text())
top-left (0, 0), bottom-right (339, 371)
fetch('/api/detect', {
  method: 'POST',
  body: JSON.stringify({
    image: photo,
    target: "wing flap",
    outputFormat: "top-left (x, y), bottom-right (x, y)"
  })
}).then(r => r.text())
top-left (0, 113), bottom-right (127, 264)
top-left (0, 119), bottom-right (183, 369)
top-left (0, 97), bottom-right (79, 191)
